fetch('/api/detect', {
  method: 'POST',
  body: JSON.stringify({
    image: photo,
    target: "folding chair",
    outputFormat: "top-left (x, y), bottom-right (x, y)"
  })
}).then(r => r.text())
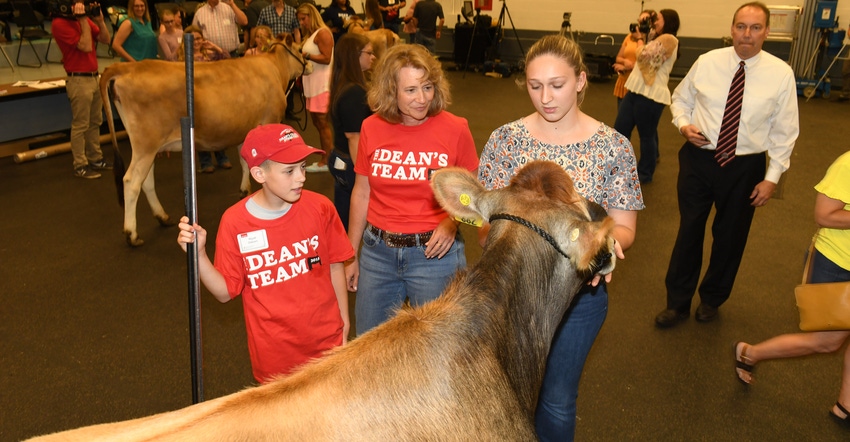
top-left (0, 21), bottom-right (13, 70)
top-left (12, 0), bottom-right (55, 67)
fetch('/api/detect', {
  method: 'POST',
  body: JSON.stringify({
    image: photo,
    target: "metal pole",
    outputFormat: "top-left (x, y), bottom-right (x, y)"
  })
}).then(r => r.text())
top-left (462, 7), bottom-right (482, 79)
top-left (181, 32), bottom-right (204, 404)
top-left (497, 0), bottom-right (524, 60)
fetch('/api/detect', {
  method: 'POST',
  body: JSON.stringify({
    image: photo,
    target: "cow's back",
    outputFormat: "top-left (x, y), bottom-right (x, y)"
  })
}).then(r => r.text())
top-left (242, 291), bottom-right (537, 440)
top-left (107, 56), bottom-right (289, 153)
top-left (190, 56), bottom-right (289, 149)
top-left (27, 295), bottom-right (536, 441)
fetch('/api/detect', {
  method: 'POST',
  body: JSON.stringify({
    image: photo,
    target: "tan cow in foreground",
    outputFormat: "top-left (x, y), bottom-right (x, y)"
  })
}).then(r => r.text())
top-left (102, 34), bottom-right (310, 246)
top-left (27, 161), bottom-right (616, 441)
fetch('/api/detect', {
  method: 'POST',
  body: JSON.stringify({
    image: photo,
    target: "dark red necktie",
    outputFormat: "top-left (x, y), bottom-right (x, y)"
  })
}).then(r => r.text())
top-left (714, 61), bottom-right (746, 167)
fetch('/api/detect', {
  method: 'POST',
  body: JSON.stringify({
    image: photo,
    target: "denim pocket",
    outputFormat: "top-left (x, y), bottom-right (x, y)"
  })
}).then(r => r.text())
top-left (362, 226), bottom-right (379, 248)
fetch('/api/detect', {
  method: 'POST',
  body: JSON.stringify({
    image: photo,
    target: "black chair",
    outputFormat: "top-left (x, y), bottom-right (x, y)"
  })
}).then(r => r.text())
top-left (0, 0), bottom-right (13, 42)
top-left (12, 0), bottom-right (55, 67)
top-left (0, 21), bottom-right (14, 70)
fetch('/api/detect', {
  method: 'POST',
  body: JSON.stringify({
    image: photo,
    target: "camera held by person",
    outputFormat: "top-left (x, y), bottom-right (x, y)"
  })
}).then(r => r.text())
top-left (49, 0), bottom-right (100, 19)
top-left (629, 15), bottom-right (652, 35)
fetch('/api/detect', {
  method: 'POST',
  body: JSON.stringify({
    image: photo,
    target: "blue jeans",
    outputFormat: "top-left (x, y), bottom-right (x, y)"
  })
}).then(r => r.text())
top-left (355, 226), bottom-right (466, 335)
top-left (614, 92), bottom-right (665, 183)
top-left (535, 283), bottom-right (608, 442)
top-left (328, 151), bottom-right (355, 231)
top-left (198, 150), bottom-right (230, 169)
top-left (383, 18), bottom-right (401, 34)
top-left (811, 248), bottom-right (850, 283)
top-left (415, 33), bottom-right (437, 54)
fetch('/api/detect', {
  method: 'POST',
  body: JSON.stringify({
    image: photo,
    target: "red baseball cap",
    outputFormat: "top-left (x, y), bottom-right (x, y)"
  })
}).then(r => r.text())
top-left (241, 124), bottom-right (324, 169)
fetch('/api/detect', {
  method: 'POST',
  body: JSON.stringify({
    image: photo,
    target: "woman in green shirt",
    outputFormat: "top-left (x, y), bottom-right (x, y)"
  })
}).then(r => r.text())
top-left (112, 0), bottom-right (158, 62)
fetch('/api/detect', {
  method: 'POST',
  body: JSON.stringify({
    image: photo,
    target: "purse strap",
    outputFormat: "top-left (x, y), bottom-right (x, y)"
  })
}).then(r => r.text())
top-left (801, 232), bottom-right (819, 284)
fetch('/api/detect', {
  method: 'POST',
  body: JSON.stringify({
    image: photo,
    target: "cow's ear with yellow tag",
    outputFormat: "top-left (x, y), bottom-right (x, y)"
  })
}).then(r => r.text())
top-left (452, 193), bottom-right (484, 226)
top-left (431, 168), bottom-right (490, 226)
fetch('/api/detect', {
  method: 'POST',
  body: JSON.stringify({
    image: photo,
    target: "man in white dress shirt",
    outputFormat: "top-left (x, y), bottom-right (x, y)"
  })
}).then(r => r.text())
top-left (655, 1), bottom-right (799, 328)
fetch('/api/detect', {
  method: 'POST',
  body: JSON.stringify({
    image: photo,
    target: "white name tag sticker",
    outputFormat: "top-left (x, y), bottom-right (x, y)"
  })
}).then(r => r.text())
top-left (238, 229), bottom-right (269, 254)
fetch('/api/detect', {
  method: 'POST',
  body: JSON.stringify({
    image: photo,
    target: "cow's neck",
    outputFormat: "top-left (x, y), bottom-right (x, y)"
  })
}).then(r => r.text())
top-left (466, 232), bottom-right (584, 417)
top-left (273, 49), bottom-right (298, 87)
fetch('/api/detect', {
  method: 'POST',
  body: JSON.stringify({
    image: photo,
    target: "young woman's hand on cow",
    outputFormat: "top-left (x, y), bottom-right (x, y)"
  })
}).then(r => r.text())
top-left (424, 217), bottom-right (459, 259)
top-left (177, 215), bottom-right (207, 252)
top-left (588, 208), bottom-right (635, 286)
top-left (588, 239), bottom-right (623, 287)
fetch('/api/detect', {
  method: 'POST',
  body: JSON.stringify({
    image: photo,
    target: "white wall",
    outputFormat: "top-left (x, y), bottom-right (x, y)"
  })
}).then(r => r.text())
top-left (425, 0), bottom-right (850, 38)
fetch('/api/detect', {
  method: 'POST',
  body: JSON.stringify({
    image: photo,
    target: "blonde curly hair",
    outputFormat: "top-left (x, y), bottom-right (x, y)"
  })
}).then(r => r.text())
top-left (367, 44), bottom-right (451, 124)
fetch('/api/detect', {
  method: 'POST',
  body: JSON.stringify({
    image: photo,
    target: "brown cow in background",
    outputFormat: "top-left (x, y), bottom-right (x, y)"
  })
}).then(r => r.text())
top-left (102, 34), bottom-right (310, 246)
top-left (26, 161), bottom-right (616, 441)
top-left (344, 16), bottom-right (400, 59)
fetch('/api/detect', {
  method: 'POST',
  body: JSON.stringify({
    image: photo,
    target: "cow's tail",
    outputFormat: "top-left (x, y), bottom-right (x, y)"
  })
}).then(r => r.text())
top-left (100, 68), bottom-right (126, 207)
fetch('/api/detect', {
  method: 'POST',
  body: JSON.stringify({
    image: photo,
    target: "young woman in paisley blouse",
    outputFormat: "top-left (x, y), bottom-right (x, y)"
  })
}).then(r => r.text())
top-left (477, 34), bottom-right (644, 442)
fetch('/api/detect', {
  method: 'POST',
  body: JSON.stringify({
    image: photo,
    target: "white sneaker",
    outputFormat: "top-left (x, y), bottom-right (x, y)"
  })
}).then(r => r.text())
top-left (305, 162), bottom-right (329, 173)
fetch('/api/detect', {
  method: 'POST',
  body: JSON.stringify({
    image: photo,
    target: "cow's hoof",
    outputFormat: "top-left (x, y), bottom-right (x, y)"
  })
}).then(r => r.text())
top-left (156, 214), bottom-right (175, 227)
top-left (125, 231), bottom-right (145, 247)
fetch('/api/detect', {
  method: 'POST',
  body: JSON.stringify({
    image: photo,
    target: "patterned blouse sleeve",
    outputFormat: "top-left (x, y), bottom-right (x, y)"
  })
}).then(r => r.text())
top-left (636, 34), bottom-right (677, 86)
top-left (604, 128), bottom-right (645, 211)
top-left (478, 125), bottom-right (510, 191)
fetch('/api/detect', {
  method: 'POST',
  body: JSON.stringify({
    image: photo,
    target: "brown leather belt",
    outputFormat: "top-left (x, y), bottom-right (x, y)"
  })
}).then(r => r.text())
top-left (367, 224), bottom-right (433, 248)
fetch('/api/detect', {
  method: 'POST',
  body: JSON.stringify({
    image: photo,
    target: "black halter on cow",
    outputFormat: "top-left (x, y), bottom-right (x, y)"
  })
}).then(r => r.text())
top-left (100, 33), bottom-right (311, 247)
top-left (26, 161), bottom-right (615, 441)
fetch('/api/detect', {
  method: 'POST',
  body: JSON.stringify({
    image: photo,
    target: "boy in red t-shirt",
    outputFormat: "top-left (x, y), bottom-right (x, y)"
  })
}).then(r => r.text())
top-left (177, 124), bottom-right (354, 383)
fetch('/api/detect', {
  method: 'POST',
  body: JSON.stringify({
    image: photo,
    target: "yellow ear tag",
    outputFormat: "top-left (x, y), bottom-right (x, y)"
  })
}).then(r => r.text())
top-left (459, 193), bottom-right (471, 206)
top-left (454, 215), bottom-right (483, 227)
top-left (570, 228), bottom-right (580, 242)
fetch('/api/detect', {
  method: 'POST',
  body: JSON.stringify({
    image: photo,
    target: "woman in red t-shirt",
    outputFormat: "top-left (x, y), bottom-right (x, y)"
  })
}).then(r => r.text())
top-left (345, 44), bottom-right (479, 336)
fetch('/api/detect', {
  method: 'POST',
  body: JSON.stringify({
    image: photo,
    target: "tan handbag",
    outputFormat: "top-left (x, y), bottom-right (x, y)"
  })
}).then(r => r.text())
top-left (794, 238), bottom-right (850, 331)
